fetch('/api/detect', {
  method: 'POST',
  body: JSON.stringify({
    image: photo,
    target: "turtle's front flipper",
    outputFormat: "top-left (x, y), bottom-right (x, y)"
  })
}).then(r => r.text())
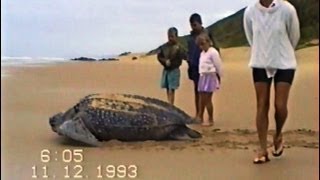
top-left (57, 117), bottom-right (101, 146)
top-left (168, 126), bottom-right (202, 140)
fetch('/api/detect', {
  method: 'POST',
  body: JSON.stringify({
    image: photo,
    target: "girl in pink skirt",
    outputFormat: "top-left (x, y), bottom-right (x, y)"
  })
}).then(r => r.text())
top-left (195, 33), bottom-right (222, 127)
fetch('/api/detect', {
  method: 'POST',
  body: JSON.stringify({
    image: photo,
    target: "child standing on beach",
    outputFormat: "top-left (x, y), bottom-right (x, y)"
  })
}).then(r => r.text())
top-left (157, 27), bottom-right (186, 105)
top-left (187, 13), bottom-right (220, 120)
top-left (195, 33), bottom-right (222, 126)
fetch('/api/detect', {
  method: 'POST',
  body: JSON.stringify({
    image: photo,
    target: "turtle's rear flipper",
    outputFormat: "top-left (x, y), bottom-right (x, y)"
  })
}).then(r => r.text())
top-left (169, 126), bottom-right (202, 140)
top-left (57, 118), bottom-right (101, 147)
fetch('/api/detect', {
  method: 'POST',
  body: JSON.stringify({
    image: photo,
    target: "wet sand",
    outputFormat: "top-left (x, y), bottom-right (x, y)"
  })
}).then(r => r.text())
top-left (1, 47), bottom-right (319, 179)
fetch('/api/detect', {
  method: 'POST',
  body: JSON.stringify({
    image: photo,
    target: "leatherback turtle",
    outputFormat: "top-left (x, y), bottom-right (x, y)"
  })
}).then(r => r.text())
top-left (49, 94), bottom-right (201, 146)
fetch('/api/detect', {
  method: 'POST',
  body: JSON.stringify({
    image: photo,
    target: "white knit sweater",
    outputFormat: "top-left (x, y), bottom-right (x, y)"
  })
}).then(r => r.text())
top-left (199, 47), bottom-right (222, 75)
top-left (243, 0), bottom-right (300, 77)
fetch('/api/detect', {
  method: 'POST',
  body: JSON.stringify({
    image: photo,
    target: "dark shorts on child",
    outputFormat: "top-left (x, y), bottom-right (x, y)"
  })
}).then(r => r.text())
top-left (161, 68), bottom-right (180, 90)
top-left (188, 66), bottom-right (200, 83)
top-left (252, 68), bottom-right (295, 84)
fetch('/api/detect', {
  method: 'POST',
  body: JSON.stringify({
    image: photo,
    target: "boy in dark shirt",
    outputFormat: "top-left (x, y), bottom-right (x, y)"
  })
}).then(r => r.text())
top-left (157, 27), bottom-right (186, 105)
top-left (187, 13), bottom-right (220, 119)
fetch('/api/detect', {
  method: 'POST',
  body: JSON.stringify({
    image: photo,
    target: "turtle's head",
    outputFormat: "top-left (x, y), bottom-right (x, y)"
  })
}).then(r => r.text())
top-left (49, 111), bottom-right (101, 146)
top-left (49, 113), bottom-right (66, 134)
top-left (50, 106), bottom-right (78, 134)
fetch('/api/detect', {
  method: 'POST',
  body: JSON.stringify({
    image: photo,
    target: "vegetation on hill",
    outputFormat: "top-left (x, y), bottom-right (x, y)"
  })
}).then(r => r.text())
top-left (147, 0), bottom-right (319, 55)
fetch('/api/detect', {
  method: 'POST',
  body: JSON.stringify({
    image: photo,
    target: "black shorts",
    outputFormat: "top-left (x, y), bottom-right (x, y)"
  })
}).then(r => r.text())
top-left (188, 67), bottom-right (199, 83)
top-left (252, 68), bottom-right (295, 84)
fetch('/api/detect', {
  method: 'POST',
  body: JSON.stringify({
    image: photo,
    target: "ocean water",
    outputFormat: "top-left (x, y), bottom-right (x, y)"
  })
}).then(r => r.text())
top-left (1, 57), bottom-right (73, 78)
top-left (1, 56), bottom-right (70, 67)
top-left (1, 54), bottom-right (117, 67)
top-left (1, 55), bottom-right (117, 78)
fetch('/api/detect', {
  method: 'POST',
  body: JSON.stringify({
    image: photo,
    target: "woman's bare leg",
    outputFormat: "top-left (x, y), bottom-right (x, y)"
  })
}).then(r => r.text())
top-left (274, 82), bottom-right (291, 148)
top-left (254, 82), bottom-right (271, 156)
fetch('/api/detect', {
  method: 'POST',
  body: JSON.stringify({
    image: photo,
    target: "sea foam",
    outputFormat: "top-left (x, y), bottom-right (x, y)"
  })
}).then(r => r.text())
top-left (1, 56), bottom-right (69, 67)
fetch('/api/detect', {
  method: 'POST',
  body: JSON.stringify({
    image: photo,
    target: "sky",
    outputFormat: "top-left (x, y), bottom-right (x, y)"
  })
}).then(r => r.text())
top-left (1, 0), bottom-right (254, 58)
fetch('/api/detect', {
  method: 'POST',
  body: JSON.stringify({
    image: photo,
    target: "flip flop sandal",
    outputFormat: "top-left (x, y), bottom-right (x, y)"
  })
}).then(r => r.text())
top-left (253, 154), bottom-right (270, 164)
top-left (272, 142), bottom-right (284, 157)
top-left (272, 136), bottom-right (284, 157)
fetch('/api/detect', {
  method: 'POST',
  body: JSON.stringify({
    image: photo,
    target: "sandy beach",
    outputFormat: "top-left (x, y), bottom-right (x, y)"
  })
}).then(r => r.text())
top-left (1, 46), bottom-right (319, 180)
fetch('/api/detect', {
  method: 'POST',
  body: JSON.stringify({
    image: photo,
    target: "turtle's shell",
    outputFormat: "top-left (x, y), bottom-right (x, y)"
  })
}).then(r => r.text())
top-left (50, 94), bottom-right (201, 144)
top-left (77, 94), bottom-right (193, 125)
top-left (63, 94), bottom-right (195, 141)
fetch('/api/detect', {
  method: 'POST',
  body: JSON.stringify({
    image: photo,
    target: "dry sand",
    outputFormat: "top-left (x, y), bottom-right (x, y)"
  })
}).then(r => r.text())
top-left (1, 47), bottom-right (319, 179)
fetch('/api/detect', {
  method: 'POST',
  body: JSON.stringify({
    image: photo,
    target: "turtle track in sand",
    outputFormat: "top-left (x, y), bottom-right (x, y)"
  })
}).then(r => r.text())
top-left (85, 128), bottom-right (318, 151)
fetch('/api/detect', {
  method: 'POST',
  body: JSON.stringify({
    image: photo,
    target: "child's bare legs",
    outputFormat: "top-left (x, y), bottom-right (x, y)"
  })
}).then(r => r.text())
top-left (166, 89), bottom-right (175, 105)
top-left (206, 93), bottom-right (214, 124)
top-left (196, 92), bottom-right (213, 126)
top-left (202, 92), bottom-right (213, 126)
top-left (196, 92), bottom-right (205, 122)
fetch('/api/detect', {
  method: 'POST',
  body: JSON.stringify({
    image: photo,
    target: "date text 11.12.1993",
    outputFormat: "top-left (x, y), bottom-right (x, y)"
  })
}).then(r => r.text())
top-left (31, 149), bottom-right (138, 179)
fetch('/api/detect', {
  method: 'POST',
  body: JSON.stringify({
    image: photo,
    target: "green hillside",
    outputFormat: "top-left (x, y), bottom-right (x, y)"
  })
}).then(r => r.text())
top-left (147, 0), bottom-right (319, 55)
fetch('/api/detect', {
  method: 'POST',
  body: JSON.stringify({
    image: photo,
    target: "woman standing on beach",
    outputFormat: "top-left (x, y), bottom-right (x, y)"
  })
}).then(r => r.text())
top-left (187, 13), bottom-right (219, 121)
top-left (243, 0), bottom-right (300, 163)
